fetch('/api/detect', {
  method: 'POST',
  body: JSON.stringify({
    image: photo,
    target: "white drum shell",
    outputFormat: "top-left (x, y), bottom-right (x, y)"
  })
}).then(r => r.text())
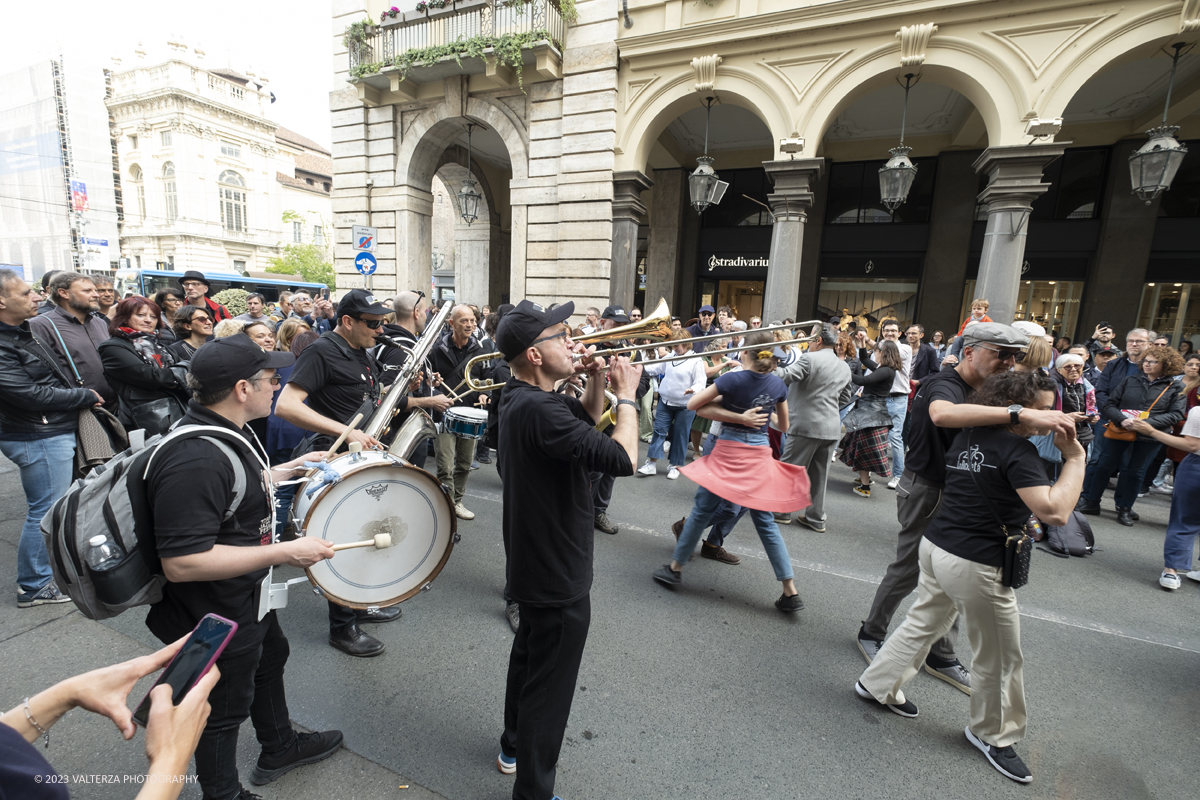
top-left (292, 451), bottom-right (456, 608)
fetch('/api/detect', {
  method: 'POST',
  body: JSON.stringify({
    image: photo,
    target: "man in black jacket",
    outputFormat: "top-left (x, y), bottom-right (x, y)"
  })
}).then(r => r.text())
top-left (427, 303), bottom-right (486, 520)
top-left (375, 291), bottom-right (452, 468)
top-left (0, 269), bottom-right (100, 607)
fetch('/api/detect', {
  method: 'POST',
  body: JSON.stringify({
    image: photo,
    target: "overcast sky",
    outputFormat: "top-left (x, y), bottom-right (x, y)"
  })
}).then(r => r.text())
top-left (0, 0), bottom-right (335, 148)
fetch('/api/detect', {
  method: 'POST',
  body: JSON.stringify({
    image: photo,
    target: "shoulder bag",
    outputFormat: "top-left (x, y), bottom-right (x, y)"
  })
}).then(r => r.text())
top-left (1103, 383), bottom-right (1171, 441)
top-left (964, 430), bottom-right (1032, 589)
top-left (42, 318), bottom-right (130, 474)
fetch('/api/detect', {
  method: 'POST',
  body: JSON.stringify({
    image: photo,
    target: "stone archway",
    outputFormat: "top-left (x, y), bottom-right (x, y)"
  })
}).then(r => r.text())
top-left (435, 158), bottom-right (505, 307)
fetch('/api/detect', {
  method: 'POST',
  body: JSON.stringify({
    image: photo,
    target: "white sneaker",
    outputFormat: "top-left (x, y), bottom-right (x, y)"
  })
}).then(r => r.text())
top-left (637, 460), bottom-right (657, 476)
top-left (662, 441), bottom-right (670, 454)
top-left (455, 503), bottom-right (475, 520)
top-left (1185, 570), bottom-right (1200, 583)
top-left (667, 466), bottom-right (680, 480)
top-left (1159, 571), bottom-right (1181, 591)
top-left (887, 477), bottom-right (900, 490)
top-left (1149, 485), bottom-right (1173, 495)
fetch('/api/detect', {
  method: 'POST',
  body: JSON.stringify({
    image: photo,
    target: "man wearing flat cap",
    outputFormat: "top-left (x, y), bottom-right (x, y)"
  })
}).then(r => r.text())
top-left (145, 334), bottom-right (343, 800)
top-left (493, 300), bottom-right (641, 800)
top-left (179, 270), bottom-right (233, 323)
top-left (275, 288), bottom-right (403, 658)
top-left (855, 322), bottom-right (1077, 694)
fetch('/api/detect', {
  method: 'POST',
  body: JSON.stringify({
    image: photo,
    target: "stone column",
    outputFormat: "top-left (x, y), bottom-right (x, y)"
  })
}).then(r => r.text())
top-left (454, 221), bottom-right (491, 306)
top-left (645, 168), bottom-right (685, 309)
top-left (972, 143), bottom-right (1067, 325)
top-left (917, 150), bottom-right (981, 337)
top-left (762, 159), bottom-right (823, 325)
top-left (610, 171), bottom-right (652, 308)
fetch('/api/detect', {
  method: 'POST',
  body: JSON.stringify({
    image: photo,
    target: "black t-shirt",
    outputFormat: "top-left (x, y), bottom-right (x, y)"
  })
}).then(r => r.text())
top-left (904, 368), bottom-right (974, 485)
top-left (287, 332), bottom-right (379, 427)
top-left (145, 402), bottom-right (274, 657)
top-left (924, 427), bottom-right (1051, 567)
top-left (497, 377), bottom-right (634, 606)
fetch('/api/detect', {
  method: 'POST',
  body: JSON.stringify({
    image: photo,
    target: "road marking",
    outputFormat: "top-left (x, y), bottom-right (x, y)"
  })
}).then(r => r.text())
top-left (464, 490), bottom-right (1200, 655)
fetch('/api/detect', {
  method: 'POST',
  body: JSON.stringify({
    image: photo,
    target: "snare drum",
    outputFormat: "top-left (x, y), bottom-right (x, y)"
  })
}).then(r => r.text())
top-left (292, 451), bottom-right (456, 609)
top-left (442, 407), bottom-right (488, 440)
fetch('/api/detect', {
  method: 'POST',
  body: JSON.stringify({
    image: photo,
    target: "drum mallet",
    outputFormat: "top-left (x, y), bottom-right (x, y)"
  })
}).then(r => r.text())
top-left (331, 534), bottom-right (394, 552)
top-left (326, 413), bottom-right (364, 455)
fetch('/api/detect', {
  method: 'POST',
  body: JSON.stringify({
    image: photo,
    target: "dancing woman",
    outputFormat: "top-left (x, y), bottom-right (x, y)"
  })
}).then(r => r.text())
top-left (652, 330), bottom-right (811, 612)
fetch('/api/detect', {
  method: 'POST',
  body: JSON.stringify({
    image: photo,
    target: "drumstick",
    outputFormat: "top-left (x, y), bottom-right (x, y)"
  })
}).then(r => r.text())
top-left (327, 413), bottom-right (364, 456)
top-left (331, 534), bottom-right (394, 552)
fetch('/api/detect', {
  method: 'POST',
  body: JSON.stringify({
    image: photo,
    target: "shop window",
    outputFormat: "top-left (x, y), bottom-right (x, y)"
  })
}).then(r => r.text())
top-left (700, 169), bottom-right (773, 228)
top-left (1137, 282), bottom-right (1199, 350)
top-left (1028, 149), bottom-right (1107, 221)
top-left (1157, 141), bottom-right (1200, 217)
top-left (961, 279), bottom-right (1084, 341)
top-left (824, 158), bottom-right (936, 225)
top-left (819, 277), bottom-right (919, 336)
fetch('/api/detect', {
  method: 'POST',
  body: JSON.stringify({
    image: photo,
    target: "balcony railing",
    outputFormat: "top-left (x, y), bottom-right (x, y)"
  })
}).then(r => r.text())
top-left (349, 0), bottom-right (565, 77)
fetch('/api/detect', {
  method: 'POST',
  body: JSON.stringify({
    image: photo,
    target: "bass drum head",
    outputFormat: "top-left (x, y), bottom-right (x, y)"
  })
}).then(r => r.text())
top-left (303, 461), bottom-right (456, 609)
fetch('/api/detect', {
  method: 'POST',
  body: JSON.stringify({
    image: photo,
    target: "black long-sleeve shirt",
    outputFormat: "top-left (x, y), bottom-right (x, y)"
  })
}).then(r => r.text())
top-left (497, 377), bottom-right (634, 607)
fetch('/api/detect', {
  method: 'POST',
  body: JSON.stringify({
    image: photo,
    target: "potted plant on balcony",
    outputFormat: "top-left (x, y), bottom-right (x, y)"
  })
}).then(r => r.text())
top-left (426, 0), bottom-right (456, 19)
top-left (379, 5), bottom-right (404, 25)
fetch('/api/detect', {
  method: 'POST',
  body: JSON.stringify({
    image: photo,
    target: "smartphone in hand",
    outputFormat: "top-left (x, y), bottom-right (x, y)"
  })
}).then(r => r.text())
top-left (132, 614), bottom-right (237, 727)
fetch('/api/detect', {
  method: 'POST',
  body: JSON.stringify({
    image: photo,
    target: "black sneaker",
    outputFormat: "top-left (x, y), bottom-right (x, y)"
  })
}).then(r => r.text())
top-left (855, 681), bottom-right (918, 717)
top-left (249, 729), bottom-right (344, 785)
top-left (775, 592), bottom-right (804, 613)
top-left (504, 602), bottom-right (520, 634)
top-left (652, 564), bottom-right (681, 587)
top-left (964, 726), bottom-right (1033, 783)
top-left (1076, 499), bottom-right (1100, 515)
top-left (856, 624), bottom-right (883, 664)
top-left (17, 582), bottom-right (72, 608)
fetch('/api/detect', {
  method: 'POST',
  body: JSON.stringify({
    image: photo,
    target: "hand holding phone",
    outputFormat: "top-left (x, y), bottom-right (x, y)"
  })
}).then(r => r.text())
top-left (133, 614), bottom-right (237, 728)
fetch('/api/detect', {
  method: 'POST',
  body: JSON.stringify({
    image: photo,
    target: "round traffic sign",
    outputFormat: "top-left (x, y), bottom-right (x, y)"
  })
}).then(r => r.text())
top-left (355, 251), bottom-right (378, 276)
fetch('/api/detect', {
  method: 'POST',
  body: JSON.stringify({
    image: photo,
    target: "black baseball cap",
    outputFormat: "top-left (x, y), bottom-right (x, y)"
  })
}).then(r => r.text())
top-left (495, 299), bottom-right (575, 360)
top-left (1094, 345), bottom-right (1121, 357)
top-left (336, 288), bottom-right (390, 317)
top-left (190, 334), bottom-right (294, 393)
top-left (601, 305), bottom-right (629, 324)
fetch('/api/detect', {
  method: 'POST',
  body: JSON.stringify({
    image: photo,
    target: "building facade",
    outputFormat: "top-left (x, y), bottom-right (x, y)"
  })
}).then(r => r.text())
top-left (108, 42), bottom-right (332, 276)
top-left (330, 0), bottom-right (1200, 349)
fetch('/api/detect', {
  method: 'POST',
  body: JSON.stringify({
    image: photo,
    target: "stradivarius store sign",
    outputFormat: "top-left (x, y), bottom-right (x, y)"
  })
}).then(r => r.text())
top-left (708, 255), bottom-right (770, 271)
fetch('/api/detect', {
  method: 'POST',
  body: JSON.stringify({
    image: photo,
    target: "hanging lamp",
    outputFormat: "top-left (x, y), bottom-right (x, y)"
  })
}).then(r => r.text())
top-left (458, 122), bottom-right (483, 225)
top-left (688, 96), bottom-right (729, 213)
top-left (879, 73), bottom-right (919, 213)
top-left (1129, 42), bottom-right (1191, 204)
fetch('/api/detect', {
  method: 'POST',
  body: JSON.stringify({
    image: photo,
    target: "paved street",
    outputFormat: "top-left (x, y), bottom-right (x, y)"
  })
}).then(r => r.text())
top-left (3, 444), bottom-right (1198, 800)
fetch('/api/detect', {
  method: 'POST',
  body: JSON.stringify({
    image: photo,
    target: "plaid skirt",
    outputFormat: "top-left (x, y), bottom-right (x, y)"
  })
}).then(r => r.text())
top-left (838, 425), bottom-right (892, 477)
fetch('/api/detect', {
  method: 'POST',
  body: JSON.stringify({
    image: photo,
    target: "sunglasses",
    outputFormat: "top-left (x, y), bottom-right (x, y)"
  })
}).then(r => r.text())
top-left (977, 344), bottom-right (1023, 361)
top-left (191, 316), bottom-right (212, 324)
top-left (249, 374), bottom-right (283, 386)
top-left (531, 330), bottom-right (568, 347)
top-left (353, 317), bottom-right (384, 329)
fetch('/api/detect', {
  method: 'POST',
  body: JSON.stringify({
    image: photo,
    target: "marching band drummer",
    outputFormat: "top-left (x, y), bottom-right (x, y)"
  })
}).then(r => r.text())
top-left (428, 304), bottom-right (489, 521)
top-left (274, 289), bottom-right (401, 658)
top-left (492, 300), bottom-right (641, 800)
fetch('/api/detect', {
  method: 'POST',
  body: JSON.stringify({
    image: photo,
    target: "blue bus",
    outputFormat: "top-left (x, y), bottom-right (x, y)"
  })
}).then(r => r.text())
top-left (112, 269), bottom-right (326, 303)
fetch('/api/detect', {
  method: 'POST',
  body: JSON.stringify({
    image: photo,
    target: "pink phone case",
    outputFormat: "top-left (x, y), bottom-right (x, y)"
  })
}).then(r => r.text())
top-left (134, 613), bottom-right (237, 726)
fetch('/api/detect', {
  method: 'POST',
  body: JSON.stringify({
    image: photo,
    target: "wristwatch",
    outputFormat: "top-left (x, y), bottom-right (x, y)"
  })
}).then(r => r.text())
top-left (1008, 404), bottom-right (1023, 425)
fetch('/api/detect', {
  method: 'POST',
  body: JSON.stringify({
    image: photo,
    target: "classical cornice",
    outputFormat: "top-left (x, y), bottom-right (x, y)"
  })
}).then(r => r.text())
top-left (616, 0), bottom-right (1121, 63)
top-left (107, 87), bottom-right (277, 137)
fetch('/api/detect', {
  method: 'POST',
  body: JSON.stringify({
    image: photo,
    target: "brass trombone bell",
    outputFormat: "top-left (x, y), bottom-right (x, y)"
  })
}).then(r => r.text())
top-left (573, 297), bottom-right (673, 346)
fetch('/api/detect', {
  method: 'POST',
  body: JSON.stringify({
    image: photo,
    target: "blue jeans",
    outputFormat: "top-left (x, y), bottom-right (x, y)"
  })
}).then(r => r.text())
top-left (1084, 437), bottom-right (1160, 509)
top-left (672, 428), bottom-right (793, 581)
top-left (648, 403), bottom-right (695, 467)
top-left (706, 500), bottom-right (748, 547)
top-left (1164, 454), bottom-right (1200, 571)
top-left (0, 434), bottom-right (76, 592)
top-left (886, 394), bottom-right (907, 477)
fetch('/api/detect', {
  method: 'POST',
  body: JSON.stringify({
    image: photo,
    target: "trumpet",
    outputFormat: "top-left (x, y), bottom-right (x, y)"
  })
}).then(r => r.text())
top-left (462, 298), bottom-right (825, 392)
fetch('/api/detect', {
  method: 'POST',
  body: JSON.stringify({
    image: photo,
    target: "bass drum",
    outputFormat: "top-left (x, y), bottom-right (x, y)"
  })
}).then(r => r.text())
top-left (292, 451), bottom-right (457, 609)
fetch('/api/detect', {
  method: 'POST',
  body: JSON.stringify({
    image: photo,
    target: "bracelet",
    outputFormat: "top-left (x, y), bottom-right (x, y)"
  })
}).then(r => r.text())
top-left (24, 697), bottom-right (49, 748)
top-left (616, 399), bottom-right (639, 413)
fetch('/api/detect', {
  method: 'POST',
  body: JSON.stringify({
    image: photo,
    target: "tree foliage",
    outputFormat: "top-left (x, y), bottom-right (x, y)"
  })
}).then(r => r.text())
top-left (267, 244), bottom-right (336, 290)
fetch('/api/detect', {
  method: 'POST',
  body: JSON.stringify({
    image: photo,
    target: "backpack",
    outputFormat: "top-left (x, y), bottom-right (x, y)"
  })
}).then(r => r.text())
top-left (1039, 510), bottom-right (1096, 558)
top-left (41, 425), bottom-right (262, 621)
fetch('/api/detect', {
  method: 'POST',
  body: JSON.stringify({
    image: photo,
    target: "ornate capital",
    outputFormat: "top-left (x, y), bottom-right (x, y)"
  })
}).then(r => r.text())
top-left (691, 54), bottom-right (722, 93)
top-left (896, 23), bottom-right (938, 68)
top-left (612, 171), bottom-right (653, 223)
top-left (763, 158), bottom-right (824, 220)
top-left (973, 142), bottom-right (1067, 210)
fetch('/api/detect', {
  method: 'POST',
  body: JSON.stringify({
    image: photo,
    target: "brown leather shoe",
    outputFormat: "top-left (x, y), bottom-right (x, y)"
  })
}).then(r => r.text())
top-left (671, 517), bottom-right (685, 540)
top-left (700, 541), bottom-right (740, 565)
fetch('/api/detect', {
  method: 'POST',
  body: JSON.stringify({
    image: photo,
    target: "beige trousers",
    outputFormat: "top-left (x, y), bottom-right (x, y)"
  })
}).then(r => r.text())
top-left (435, 431), bottom-right (476, 505)
top-left (859, 538), bottom-right (1027, 748)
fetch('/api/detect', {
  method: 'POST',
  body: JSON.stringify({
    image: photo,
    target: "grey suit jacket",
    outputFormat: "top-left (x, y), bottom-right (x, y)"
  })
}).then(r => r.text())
top-left (776, 347), bottom-right (852, 440)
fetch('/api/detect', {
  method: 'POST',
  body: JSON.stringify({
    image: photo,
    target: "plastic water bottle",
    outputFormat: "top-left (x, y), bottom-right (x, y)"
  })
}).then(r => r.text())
top-left (86, 534), bottom-right (125, 572)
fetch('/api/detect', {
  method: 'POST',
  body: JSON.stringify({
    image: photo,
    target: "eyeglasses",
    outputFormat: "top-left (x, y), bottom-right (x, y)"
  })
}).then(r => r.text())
top-left (1062, 364), bottom-right (1083, 370)
top-left (976, 344), bottom-right (1023, 361)
top-left (531, 330), bottom-right (568, 347)
top-left (248, 375), bottom-right (283, 386)
top-left (353, 317), bottom-right (384, 329)
top-left (629, 314), bottom-right (642, 320)
top-left (181, 282), bottom-right (203, 289)
top-left (1142, 359), bottom-right (1159, 366)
